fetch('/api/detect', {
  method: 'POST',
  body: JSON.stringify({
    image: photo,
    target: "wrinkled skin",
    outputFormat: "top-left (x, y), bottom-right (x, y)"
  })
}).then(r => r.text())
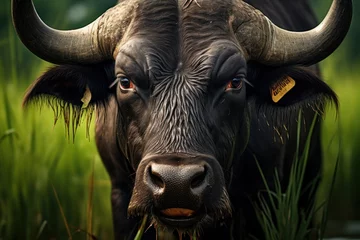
top-left (93, 1), bottom-right (331, 239)
top-left (97, 2), bottom-right (249, 237)
top-left (16, 0), bottom-right (349, 239)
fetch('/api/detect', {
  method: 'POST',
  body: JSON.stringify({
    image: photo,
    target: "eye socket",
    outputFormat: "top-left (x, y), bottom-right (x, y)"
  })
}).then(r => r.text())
top-left (226, 77), bottom-right (243, 90)
top-left (119, 76), bottom-right (134, 90)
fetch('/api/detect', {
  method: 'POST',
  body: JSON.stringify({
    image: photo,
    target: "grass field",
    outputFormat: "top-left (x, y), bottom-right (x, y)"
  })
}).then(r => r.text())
top-left (318, 57), bottom-right (360, 235)
top-left (0, 66), bottom-right (114, 239)
top-left (0, 31), bottom-right (114, 237)
top-left (1, 50), bottom-right (359, 240)
top-left (1, 1), bottom-right (360, 238)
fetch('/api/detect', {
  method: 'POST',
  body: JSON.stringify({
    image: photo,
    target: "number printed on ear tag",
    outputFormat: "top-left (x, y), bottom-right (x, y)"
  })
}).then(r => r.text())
top-left (270, 76), bottom-right (296, 103)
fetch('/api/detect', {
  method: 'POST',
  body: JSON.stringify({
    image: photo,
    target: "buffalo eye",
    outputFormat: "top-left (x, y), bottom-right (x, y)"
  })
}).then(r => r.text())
top-left (119, 76), bottom-right (134, 90)
top-left (226, 77), bottom-right (243, 90)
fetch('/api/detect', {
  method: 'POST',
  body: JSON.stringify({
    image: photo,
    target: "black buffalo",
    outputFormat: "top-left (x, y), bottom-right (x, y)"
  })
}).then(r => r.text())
top-left (12, 0), bottom-right (352, 239)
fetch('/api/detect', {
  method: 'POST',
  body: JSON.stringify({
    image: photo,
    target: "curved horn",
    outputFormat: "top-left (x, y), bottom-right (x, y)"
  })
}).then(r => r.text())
top-left (12, 0), bottom-right (122, 64)
top-left (235, 0), bottom-right (352, 66)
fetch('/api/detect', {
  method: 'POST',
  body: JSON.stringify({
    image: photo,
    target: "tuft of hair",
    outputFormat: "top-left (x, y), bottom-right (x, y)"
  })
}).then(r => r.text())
top-left (22, 63), bottom-right (114, 140)
top-left (24, 95), bottom-right (95, 141)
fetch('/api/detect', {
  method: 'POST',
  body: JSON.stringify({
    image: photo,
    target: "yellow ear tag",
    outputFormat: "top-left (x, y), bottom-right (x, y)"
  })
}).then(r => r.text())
top-left (81, 85), bottom-right (92, 109)
top-left (270, 76), bottom-right (296, 103)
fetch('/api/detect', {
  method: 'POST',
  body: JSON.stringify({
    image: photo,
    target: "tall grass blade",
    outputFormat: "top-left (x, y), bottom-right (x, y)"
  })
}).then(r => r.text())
top-left (8, 16), bottom-right (17, 84)
top-left (2, 89), bottom-right (15, 150)
top-left (319, 117), bottom-right (342, 239)
top-left (192, 231), bottom-right (197, 240)
top-left (52, 184), bottom-right (72, 240)
top-left (69, 226), bottom-right (98, 240)
top-left (0, 129), bottom-right (18, 144)
top-left (36, 220), bottom-right (47, 239)
top-left (86, 159), bottom-right (95, 240)
top-left (134, 215), bottom-right (148, 240)
top-left (254, 112), bottom-right (320, 240)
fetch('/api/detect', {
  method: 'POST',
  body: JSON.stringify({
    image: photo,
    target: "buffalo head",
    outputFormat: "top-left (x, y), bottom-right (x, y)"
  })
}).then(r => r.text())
top-left (12, 0), bottom-right (352, 238)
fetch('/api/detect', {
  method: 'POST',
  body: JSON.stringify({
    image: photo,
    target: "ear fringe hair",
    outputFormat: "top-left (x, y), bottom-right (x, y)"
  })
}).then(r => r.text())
top-left (24, 95), bottom-right (95, 141)
top-left (248, 93), bottom-right (336, 145)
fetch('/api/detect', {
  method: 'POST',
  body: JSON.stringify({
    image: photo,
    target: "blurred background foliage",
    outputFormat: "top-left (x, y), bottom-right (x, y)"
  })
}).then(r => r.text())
top-left (0, 0), bottom-right (359, 239)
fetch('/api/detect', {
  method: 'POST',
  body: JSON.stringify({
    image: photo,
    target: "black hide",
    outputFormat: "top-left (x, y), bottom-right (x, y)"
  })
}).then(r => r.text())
top-left (23, 0), bottom-right (339, 239)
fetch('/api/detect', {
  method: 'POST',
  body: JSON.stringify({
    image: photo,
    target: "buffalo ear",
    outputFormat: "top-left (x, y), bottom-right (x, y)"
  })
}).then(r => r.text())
top-left (247, 65), bottom-right (338, 107)
top-left (23, 62), bottom-right (115, 107)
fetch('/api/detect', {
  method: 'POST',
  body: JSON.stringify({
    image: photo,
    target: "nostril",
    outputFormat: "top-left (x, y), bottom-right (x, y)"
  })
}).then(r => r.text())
top-left (191, 166), bottom-right (207, 189)
top-left (148, 165), bottom-right (165, 188)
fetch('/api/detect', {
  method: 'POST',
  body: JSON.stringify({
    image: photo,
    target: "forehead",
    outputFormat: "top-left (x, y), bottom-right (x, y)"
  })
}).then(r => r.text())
top-left (128, 0), bottom-right (234, 27)
top-left (115, 0), bottom-right (238, 71)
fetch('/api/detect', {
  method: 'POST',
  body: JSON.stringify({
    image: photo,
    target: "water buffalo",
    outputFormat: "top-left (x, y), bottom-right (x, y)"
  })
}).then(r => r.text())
top-left (12, 0), bottom-right (352, 239)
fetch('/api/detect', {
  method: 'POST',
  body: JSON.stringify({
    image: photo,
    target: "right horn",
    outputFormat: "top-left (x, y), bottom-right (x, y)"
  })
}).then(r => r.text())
top-left (235, 0), bottom-right (353, 66)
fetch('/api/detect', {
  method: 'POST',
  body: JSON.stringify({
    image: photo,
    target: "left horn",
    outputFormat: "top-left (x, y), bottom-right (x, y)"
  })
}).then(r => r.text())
top-left (12, 0), bottom-right (121, 64)
top-left (235, 0), bottom-right (353, 66)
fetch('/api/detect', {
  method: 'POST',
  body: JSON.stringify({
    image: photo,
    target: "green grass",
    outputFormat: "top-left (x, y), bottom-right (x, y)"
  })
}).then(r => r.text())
top-left (0, 66), bottom-right (113, 239)
top-left (253, 112), bottom-right (338, 240)
top-left (1, 58), bottom-right (359, 240)
top-left (318, 56), bottom-right (360, 230)
top-left (0, 15), bottom-right (360, 240)
top-left (253, 113), bottom-right (318, 240)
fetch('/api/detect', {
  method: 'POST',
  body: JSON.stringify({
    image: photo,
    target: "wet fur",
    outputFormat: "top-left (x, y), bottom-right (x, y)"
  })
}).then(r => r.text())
top-left (22, 0), bottom-right (339, 239)
top-left (23, 63), bottom-right (336, 240)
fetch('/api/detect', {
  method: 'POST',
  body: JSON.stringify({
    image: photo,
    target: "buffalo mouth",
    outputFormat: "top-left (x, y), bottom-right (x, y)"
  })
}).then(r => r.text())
top-left (129, 201), bottom-right (231, 239)
top-left (131, 205), bottom-right (233, 240)
top-left (133, 208), bottom-right (224, 240)
top-left (157, 208), bottom-right (203, 228)
top-left (128, 187), bottom-right (232, 235)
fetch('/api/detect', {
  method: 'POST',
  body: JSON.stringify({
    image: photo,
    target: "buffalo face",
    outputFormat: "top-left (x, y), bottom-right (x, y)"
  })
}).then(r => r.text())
top-left (114, 37), bottom-right (250, 230)
top-left (13, 0), bottom-right (352, 238)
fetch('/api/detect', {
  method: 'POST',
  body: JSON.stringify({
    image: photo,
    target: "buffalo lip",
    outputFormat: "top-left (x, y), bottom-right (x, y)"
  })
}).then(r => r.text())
top-left (157, 215), bottom-right (202, 228)
top-left (160, 208), bottom-right (195, 217)
top-left (157, 208), bottom-right (202, 228)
